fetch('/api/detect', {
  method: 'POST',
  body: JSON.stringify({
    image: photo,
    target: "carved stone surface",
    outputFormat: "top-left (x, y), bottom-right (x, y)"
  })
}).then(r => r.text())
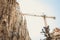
top-left (0, 0), bottom-right (31, 40)
top-left (51, 28), bottom-right (60, 40)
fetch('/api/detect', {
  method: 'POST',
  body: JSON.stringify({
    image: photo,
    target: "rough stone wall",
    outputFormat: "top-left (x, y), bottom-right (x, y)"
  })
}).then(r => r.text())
top-left (50, 28), bottom-right (60, 40)
top-left (0, 0), bottom-right (31, 40)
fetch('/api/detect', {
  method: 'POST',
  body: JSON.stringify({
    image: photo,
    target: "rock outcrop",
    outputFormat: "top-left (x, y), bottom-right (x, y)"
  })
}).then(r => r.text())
top-left (0, 0), bottom-right (31, 40)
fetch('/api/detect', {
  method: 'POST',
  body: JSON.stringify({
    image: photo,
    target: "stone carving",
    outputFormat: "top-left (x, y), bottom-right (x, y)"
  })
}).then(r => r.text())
top-left (0, 0), bottom-right (31, 40)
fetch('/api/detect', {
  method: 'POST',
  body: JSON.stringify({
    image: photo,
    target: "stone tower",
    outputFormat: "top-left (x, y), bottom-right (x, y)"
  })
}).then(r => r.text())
top-left (0, 0), bottom-right (31, 40)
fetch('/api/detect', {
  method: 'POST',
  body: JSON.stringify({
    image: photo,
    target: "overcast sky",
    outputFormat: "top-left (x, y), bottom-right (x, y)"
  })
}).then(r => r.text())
top-left (17, 0), bottom-right (60, 40)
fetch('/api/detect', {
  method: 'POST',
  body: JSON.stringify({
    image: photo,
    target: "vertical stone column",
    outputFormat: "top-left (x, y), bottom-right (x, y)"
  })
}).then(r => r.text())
top-left (0, 0), bottom-right (31, 40)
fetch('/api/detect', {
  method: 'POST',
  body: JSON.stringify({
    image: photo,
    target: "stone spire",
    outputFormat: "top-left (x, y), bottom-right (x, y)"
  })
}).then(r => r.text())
top-left (0, 0), bottom-right (31, 40)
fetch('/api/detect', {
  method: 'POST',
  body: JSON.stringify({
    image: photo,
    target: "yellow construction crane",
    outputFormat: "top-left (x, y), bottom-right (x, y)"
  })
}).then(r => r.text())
top-left (21, 13), bottom-right (55, 27)
top-left (21, 13), bottom-right (56, 40)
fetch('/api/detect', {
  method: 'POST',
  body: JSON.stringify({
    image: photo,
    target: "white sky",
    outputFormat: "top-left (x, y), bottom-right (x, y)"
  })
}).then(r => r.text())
top-left (17, 0), bottom-right (58, 40)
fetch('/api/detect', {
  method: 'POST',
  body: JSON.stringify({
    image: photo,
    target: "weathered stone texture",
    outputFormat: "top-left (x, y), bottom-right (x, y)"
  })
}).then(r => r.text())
top-left (51, 28), bottom-right (60, 40)
top-left (0, 0), bottom-right (31, 40)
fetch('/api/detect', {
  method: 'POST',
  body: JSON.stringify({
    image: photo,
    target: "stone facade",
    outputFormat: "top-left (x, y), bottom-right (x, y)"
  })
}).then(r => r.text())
top-left (51, 28), bottom-right (60, 40)
top-left (0, 0), bottom-right (31, 40)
